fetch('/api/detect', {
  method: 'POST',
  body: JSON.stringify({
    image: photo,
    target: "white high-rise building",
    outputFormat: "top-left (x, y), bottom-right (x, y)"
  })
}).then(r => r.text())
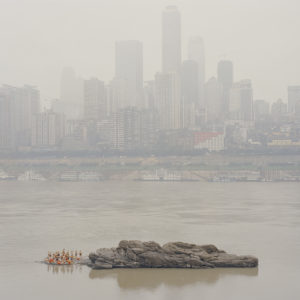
top-left (0, 85), bottom-right (40, 150)
top-left (229, 80), bottom-right (253, 122)
top-left (31, 110), bottom-right (65, 147)
top-left (205, 77), bottom-right (223, 123)
top-left (218, 60), bottom-right (234, 114)
top-left (188, 36), bottom-right (205, 106)
top-left (162, 6), bottom-right (181, 74)
top-left (181, 60), bottom-right (199, 128)
top-left (84, 78), bottom-right (107, 121)
top-left (108, 77), bottom-right (130, 114)
top-left (115, 40), bottom-right (143, 108)
top-left (154, 72), bottom-right (181, 130)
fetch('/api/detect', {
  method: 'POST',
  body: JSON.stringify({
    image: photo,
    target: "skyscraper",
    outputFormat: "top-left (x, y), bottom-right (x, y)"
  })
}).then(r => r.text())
top-left (271, 99), bottom-right (287, 120)
top-left (162, 6), bottom-right (181, 74)
top-left (204, 77), bottom-right (223, 123)
top-left (181, 60), bottom-right (199, 128)
top-left (115, 40), bottom-right (143, 108)
top-left (31, 110), bottom-right (65, 148)
top-left (84, 78), bottom-right (107, 121)
top-left (154, 72), bottom-right (181, 130)
top-left (254, 100), bottom-right (269, 120)
top-left (288, 86), bottom-right (300, 115)
top-left (188, 36), bottom-right (205, 106)
top-left (218, 60), bottom-right (233, 114)
top-left (229, 80), bottom-right (253, 122)
top-left (108, 77), bottom-right (130, 114)
top-left (0, 85), bottom-right (40, 150)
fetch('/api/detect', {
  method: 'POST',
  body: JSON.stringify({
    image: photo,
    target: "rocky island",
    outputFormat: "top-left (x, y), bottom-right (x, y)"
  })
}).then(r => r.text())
top-left (87, 240), bottom-right (258, 269)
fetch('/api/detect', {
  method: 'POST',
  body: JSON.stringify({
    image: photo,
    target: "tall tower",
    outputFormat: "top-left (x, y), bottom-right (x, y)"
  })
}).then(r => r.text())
top-left (84, 78), bottom-right (107, 121)
top-left (229, 79), bottom-right (253, 122)
top-left (181, 60), bottom-right (199, 128)
top-left (217, 60), bottom-right (233, 113)
top-left (154, 72), bottom-right (181, 130)
top-left (162, 6), bottom-right (182, 74)
top-left (188, 36), bottom-right (205, 107)
top-left (115, 40), bottom-right (143, 108)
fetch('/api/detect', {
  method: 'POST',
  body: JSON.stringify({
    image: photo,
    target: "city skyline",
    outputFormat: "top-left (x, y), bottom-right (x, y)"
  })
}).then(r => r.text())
top-left (0, 0), bottom-right (299, 103)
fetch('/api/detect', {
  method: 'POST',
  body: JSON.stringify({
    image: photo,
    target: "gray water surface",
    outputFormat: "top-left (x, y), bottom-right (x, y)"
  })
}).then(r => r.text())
top-left (0, 181), bottom-right (299, 299)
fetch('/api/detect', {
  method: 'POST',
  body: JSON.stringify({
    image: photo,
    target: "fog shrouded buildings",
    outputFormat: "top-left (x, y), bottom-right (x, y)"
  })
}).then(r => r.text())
top-left (155, 6), bottom-right (182, 130)
top-left (84, 78), bottom-right (107, 121)
top-left (162, 6), bottom-right (181, 74)
top-left (0, 85), bottom-right (40, 150)
top-left (181, 60), bottom-right (199, 128)
top-left (31, 110), bottom-right (65, 148)
top-left (110, 107), bottom-right (141, 151)
top-left (229, 80), bottom-right (253, 122)
top-left (188, 36), bottom-right (205, 106)
top-left (218, 60), bottom-right (233, 114)
top-left (288, 86), bottom-right (300, 115)
top-left (271, 98), bottom-right (287, 119)
top-left (155, 72), bottom-right (181, 130)
top-left (254, 100), bottom-right (269, 121)
top-left (115, 40), bottom-right (143, 108)
top-left (205, 77), bottom-right (223, 123)
top-left (59, 67), bottom-right (84, 120)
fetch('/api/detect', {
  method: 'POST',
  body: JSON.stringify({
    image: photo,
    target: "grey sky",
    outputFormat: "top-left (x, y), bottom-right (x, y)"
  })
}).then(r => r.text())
top-left (0, 0), bottom-right (299, 104)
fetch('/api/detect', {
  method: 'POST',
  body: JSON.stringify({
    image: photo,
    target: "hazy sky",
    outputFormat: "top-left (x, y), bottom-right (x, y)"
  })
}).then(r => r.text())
top-left (0, 0), bottom-right (299, 104)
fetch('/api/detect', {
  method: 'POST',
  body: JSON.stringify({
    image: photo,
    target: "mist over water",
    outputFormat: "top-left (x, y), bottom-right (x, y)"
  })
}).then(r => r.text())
top-left (0, 181), bottom-right (300, 299)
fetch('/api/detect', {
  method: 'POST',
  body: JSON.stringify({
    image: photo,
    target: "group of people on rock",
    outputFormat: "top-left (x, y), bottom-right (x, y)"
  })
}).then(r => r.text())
top-left (45, 249), bottom-right (82, 265)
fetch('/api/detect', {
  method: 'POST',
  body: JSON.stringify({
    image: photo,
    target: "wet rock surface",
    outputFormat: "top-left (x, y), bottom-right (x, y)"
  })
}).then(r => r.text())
top-left (87, 241), bottom-right (258, 269)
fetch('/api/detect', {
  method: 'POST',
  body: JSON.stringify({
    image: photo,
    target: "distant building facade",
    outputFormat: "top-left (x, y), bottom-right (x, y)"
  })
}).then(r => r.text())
top-left (115, 40), bottom-right (143, 108)
top-left (194, 132), bottom-right (225, 152)
top-left (31, 110), bottom-right (65, 148)
top-left (84, 78), bottom-right (107, 121)
top-left (229, 80), bottom-right (253, 122)
top-left (218, 60), bottom-right (233, 114)
top-left (154, 72), bottom-right (181, 130)
top-left (181, 60), bottom-right (199, 128)
top-left (188, 36), bottom-right (205, 106)
top-left (0, 85), bottom-right (40, 150)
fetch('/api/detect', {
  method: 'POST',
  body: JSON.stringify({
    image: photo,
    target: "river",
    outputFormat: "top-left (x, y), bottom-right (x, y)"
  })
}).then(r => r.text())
top-left (0, 181), bottom-right (299, 299)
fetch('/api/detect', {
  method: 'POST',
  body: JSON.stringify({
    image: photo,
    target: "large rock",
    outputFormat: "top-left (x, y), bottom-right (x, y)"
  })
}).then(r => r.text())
top-left (87, 241), bottom-right (258, 269)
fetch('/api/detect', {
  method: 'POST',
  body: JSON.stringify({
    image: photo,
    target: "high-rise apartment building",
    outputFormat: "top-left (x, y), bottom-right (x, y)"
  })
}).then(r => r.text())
top-left (218, 60), bottom-right (233, 113)
top-left (115, 40), bottom-right (143, 108)
top-left (31, 110), bottom-right (65, 148)
top-left (204, 77), bottom-right (223, 123)
top-left (181, 60), bottom-right (199, 128)
top-left (229, 80), bottom-right (253, 122)
top-left (0, 85), bottom-right (40, 150)
top-left (110, 107), bottom-right (141, 151)
top-left (162, 6), bottom-right (181, 74)
top-left (271, 99), bottom-right (287, 119)
top-left (188, 36), bottom-right (205, 106)
top-left (155, 72), bottom-right (181, 130)
top-left (288, 86), bottom-right (300, 115)
top-left (254, 100), bottom-right (269, 120)
top-left (108, 77), bottom-right (130, 114)
top-left (84, 78), bottom-right (107, 121)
